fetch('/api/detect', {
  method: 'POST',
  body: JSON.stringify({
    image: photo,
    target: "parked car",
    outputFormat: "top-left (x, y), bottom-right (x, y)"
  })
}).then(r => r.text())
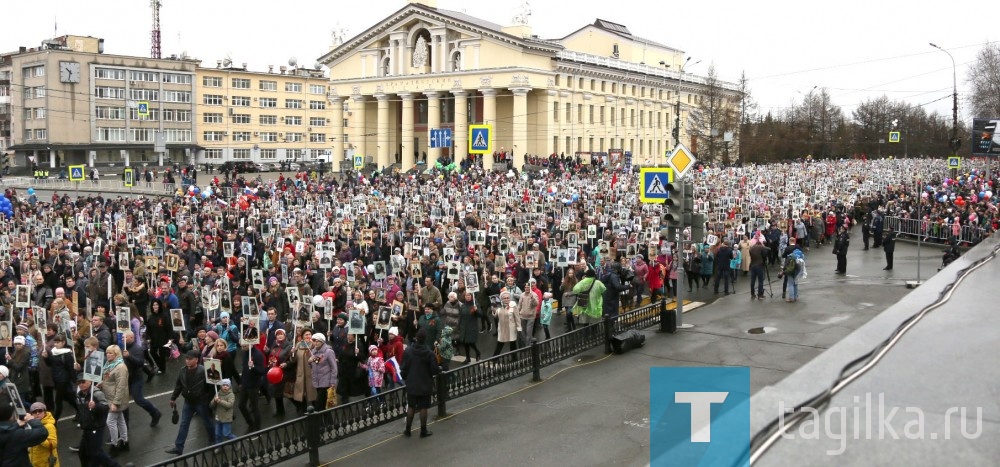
top-left (219, 161), bottom-right (258, 174)
top-left (255, 162), bottom-right (274, 172)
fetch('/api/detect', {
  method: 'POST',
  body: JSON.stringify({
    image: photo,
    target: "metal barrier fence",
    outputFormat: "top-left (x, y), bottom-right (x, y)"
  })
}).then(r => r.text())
top-left (884, 216), bottom-right (992, 245)
top-left (4, 176), bottom-right (181, 196)
top-left (149, 301), bottom-right (669, 467)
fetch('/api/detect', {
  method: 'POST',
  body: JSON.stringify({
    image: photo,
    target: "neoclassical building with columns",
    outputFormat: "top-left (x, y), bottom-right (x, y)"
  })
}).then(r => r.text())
top-left (319, 1), bottom-right (740, 171)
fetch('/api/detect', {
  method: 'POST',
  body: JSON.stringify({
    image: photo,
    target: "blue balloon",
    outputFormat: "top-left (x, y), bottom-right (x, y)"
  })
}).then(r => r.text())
top-left (980, 191), bottom-right (986, 198)
top-left (27, 188), bottom-right (35, 195)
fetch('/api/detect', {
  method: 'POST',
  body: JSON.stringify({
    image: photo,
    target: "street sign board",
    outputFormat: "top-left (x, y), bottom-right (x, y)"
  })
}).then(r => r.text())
top-left (429, 128), bottom-right (453, 148)
top-left (971, 118), bottom-right (1000, 156)
top-left (639, 167), bottom-right (674, 204)
top-left (889, 131), bottom-right (900, 143)
top-left (123, 168), bottom-right (134, 187)
top-left (469, 124), bottom-right (492, 154)
top-left (69, 165), bottom-right (85, 181)
top-left (137, 101), bottom-right (149, 118)
top-left (666, 143), bottom-right (696, 178)
top-left (353, 155), bottom-right (364, 169)
top-left (948, 156), bottom-right (961, 169)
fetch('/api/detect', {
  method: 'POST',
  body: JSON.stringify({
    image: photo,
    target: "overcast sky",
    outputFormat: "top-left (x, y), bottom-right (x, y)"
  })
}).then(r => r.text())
top-left (2, 0), bottom-right (984, 123)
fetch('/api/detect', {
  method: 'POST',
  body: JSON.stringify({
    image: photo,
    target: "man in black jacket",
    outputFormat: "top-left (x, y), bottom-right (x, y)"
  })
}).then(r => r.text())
top-left (166, 350), bottom-right (216, 454)
top-left (883, 229), bottom-right (896, 270)
top-left (123, 331), bottom-right (162, 427)
top-left (0, 394), bottom-right (49, 467)
top-left (401, 329), bottom-right (440, 438)
top-left (74, 377), bottom-right (120, 466)
top-left (238, 344), bottom-right (265, 432)
top-left (834, 226), bottom-right (850, 274)
top-left (177, 276), bottom-right (201, 330)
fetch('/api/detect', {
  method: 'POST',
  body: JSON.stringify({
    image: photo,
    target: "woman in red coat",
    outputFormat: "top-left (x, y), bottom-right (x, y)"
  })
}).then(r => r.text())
top-left (825, 213), bottom-right (837, 244)
top-left (646, 257), bottom-right (666, 303)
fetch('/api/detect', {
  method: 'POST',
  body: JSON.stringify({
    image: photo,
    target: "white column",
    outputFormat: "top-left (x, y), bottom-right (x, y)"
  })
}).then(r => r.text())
top-left (124, 150), bottom-right (130, 167)
top-left (440, 36), bottom-right (448, 72)
top-left (426, 91), bottom-right (441, 167)
top-left (351, 95), bottom-right (367, 158)
top-left (510, 87), bottom-right (530, 169)
top-left (49, 151), bottom-right (55, 168)
top-left (88, 150), bottom-right (96, 168)
top-left (479, 88), bottom-right (496, 169)
top-left (329, 96), bottom-right (345, 170)
top-left (543, 90), bottom-right (556, 156)
top-left (453, 90), bottom-right (468, 162)
top-left (397, 40), bottom-right (406, 76)
top-left (376, 93), bottom-right (390, 168)
top-left (400, 92), bottom-right (415, 171)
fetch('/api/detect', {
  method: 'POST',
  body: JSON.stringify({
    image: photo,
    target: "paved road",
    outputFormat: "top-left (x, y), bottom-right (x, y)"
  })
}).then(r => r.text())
top-left (48, 234), bottom-right (940, 466)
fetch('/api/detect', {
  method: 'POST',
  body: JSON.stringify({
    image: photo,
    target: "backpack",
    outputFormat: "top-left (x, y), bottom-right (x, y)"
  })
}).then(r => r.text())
top-left (783, 258), bottom-right (798, 276)
top-left (576, 279), bottom-right (597, 309)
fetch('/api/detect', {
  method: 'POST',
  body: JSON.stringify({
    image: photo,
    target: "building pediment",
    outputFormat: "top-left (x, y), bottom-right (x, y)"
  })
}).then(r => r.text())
top-left (318, 3), bottom-right (562, 68)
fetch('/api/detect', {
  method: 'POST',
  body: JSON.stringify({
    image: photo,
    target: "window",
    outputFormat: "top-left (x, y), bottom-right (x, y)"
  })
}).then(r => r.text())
top-left (578, 104), bottom-right (583, 123)
top-left (311, 149), bottom-right (325, 159)
top-left (129, 108), bottom-right (159, 121)
top-left (286, 149), bottom-right (302, 159)
top-left (232, 114), bottom-right (251, 124)
top-left (565, 103), bottom-right (571, 122)
top-left (96, 127), bottom-right (126, 142)
top-left (260, 97), bottom-right (277, 108)
top-left (286, 132), bottom-right (303, 142)
top-left (232, 131), bottom-right (252, 141)
top-left (163, 129), bottom-right (192, 142)
top-left (129, 71), bottom-right (158, 82)
top-left (34, 108), bottom-right (46, 119)
top-left (232, 96), bottom-right (251, 107)
top-left (203, 94), bottom-right (223, 105)
top-left (285, 116), bottom-right (302, 125)
top-left (285, 82), bottom-right (302, 92)
top-left (232, 149), bottom-right (250, 159)
top-left (260, 149), bottom-right (277, 159)
top-left (22, 66), bottom-right (45, 78)
top-left (589, 105), bottom-right (594, 124)
top-left (162, 91), bottom-right (191, 103)
top-left (204, 149), bottom-right (223, 160)
top-left (25, 86), bottom-right (46, 99)
top-left (162, 73), bottom-right (192, 84)
top-left (231, 78), bottom-right (250, 89)
top-left (285, 99), bottom-right (302, 109)
top-left (259, 80), bottom-right (277, 91)
top-left (96, 106), bottom-right (126, 120)
top-left (131, 128), bottom-right (153, 142)
top-left (204, 112), bottom-right (223, 123)
top-left (95, 68), bottom-right (125, 80)
top-left (163, 109), bottom-right (191, 122)
top-left (260, 132), bottom-right (278, 142)
top-left (600, 105), bottom-right (605, 124)
top-left (260, 115), bottom-right (277, 125)
top-left (309, 100), bottom-right (326, 110)
top-left (204, 131), bottom-right (225, 141)
top-left (95, 86), bottom-right (126, 99)
top-left (203, 76), bottom-right (222, 87)
top-left (343, 119), bottom-right (348, 128)
top-left (24, 129), bottom-right (32, 140)
top-left (129, 88), bottom-right (159, 101)
top-left (553, 101), bottom-right (559, 122)
top-left (309, 84), bottom-right (326, 95)
top-left (309, 133), bottom-right (326, 142)
top-left (309, 117), bottom-right (326, 127)
top-left (35, 129), bottom-right (47, 139)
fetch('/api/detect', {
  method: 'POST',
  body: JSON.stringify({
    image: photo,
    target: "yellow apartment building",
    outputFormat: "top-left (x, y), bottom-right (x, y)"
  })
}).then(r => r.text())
top-left (319, 1), bottom-right (741, 172)
top-left (194, 62), bottom-right (339, 166)
top-left (5, 35), bottom-right (199, 168)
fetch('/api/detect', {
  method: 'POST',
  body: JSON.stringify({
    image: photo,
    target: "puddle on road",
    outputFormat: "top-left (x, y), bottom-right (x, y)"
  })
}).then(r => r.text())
top-left (747, 326), bottom-right (777, 334)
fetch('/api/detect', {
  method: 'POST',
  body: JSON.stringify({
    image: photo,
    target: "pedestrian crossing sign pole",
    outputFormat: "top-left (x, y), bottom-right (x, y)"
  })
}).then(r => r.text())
top-left (468, 124), bottom-right (492, 155)
top-left (639, 167), bottom-right (674, 204)
top-left (69, 165), bottom-right (85, 181)
top-left (123, 168), bottom-right (134, 188)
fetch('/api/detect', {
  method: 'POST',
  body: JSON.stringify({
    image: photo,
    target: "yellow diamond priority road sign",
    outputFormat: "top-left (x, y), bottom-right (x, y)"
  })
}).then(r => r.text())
top-left (666, 143), bottom-right (696, 178)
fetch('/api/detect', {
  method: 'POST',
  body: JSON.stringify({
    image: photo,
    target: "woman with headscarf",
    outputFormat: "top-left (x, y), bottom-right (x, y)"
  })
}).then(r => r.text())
top-left (456, 291), bottom-right (481, 363)
top-left (440, 292), bottom-right (461, 330)
top-left (286, 328), bottom-right (316, 415)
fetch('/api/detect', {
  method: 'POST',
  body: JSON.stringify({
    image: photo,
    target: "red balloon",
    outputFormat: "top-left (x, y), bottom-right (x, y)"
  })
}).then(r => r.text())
top-left (267, 366), bottom-right (284, 385)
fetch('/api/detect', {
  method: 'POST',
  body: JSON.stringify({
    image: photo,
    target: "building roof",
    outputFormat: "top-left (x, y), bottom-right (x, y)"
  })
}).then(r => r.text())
top-left (557, 18), bottom-right (680, 53)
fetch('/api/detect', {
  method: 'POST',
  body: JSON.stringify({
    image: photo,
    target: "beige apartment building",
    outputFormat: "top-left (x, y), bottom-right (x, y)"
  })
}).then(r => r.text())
top-left (194, 62), bottom-right (338, 166)
top-left (319, 1), bottom-right (741, 172)
top-left (4, 35), bottom-right (199, 169)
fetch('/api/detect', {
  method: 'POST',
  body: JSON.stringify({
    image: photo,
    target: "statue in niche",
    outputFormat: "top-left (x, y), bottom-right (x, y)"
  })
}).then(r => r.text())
top-left (412, 36), bottom-right (429, 68)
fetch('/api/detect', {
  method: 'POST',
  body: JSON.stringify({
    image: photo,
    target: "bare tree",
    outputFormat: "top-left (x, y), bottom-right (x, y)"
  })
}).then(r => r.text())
top-left (697, 64), bottom-right (740, 163)
top-left (966, 42), bottom-right (1000, 118)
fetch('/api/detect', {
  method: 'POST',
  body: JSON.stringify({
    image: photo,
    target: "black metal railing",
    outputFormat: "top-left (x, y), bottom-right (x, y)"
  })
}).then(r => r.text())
top-left (150, 301), bottom-right (668, 467)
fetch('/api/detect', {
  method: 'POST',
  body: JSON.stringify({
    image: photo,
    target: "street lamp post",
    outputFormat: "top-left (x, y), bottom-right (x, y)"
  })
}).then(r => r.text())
top-left (929, 43), bottom-right (961, 155)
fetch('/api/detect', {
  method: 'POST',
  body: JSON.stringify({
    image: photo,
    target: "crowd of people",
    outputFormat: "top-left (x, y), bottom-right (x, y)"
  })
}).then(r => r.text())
top-left (0, 155), bottom-right (996, 464)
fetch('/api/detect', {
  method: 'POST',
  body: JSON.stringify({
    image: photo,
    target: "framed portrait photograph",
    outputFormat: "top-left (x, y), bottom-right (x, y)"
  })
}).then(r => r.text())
top-left (376, 306), bottom-right (392, 330)
top-left (15, 285), bottom-right (30, 309)
top-left (348, 309), bottom-right (365, 335)
top-left (170, 309), bottom-right (186, 332)
top-left (83, 351), bottom-right (106, 383)
top-left (204, 358), bottom-right (223, 386)
top-left (241, 314), bottom-right (260, 345)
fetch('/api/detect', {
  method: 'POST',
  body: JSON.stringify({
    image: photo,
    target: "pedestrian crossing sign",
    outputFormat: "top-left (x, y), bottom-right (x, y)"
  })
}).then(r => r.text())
top-left (353, 155), bottom-right (364, 169)
top-left (69, 164), bottom-right (85, 181)
top-left (948, 156), bottom-right (961, 169)
top-left (469, 124), bottom-right (492, 154)
top-left (123, 168), bottom-right (134, 187)
top-left (639, 167), bottom-right (674, 204)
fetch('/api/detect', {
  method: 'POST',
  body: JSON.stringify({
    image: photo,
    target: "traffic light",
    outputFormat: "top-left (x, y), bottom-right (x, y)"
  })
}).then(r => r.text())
top-left (663, 182), bottom-right (684, 229)
top-left (1, 154), bottom-right (8, 172)
top-left (690, 213), bottom-right (707, 244)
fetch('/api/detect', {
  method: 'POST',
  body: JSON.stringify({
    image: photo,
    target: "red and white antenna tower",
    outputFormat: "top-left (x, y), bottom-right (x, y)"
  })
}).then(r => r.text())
top-left (150, 0), bottom-right (162, 58)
